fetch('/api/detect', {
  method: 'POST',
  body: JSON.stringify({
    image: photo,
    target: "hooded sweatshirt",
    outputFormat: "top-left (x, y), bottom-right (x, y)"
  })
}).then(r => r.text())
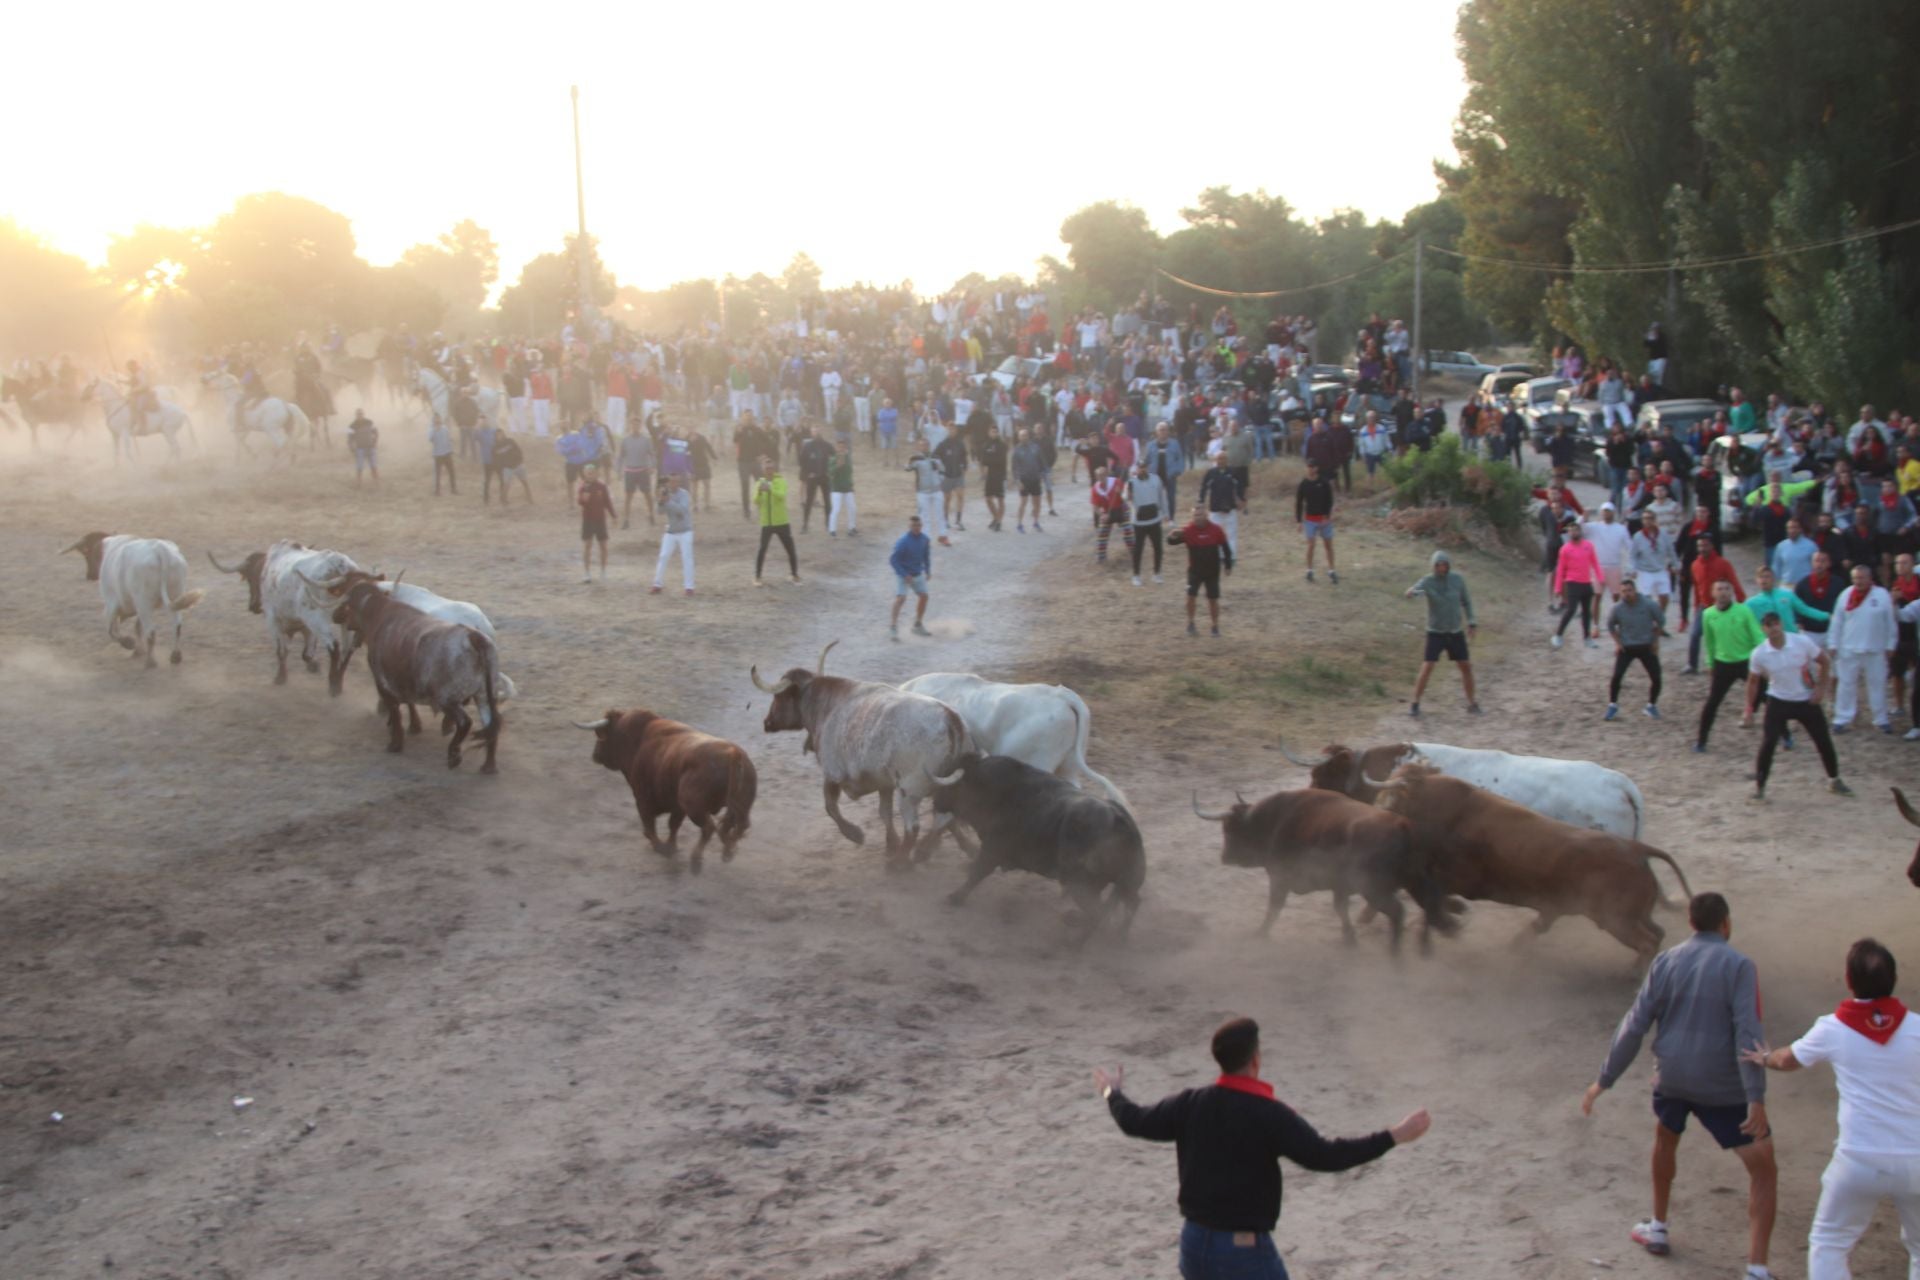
top-left (1409, 552), bottom-right (1475, 633)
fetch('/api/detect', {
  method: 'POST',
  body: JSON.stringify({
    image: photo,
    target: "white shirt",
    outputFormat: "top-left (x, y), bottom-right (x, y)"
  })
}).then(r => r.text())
top-left (1583, 519), bottom-right (1631, 569)
top-left (1791, 1011), bottom-right (1920, 1156)
top-left (1748, 631), bottom-right (1824, 701)
top-left (1826, 585), bottom-right (1896, 653)
top-left (953, 397), bottom-right (974, 423)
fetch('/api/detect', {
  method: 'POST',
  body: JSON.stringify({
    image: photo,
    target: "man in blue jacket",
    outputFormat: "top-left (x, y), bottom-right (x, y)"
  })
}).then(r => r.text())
top-left (889, 515), bottom-right (932, 640)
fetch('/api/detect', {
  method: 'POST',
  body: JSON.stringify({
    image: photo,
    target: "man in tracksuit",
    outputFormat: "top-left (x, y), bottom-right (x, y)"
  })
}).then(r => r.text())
top-left (1096, 1017), bottom-right (1429, 1280)
top-left (1583, 892), bottom-right (1779, 1280)
top-left (1605, 575), bottom-right (1668, 720)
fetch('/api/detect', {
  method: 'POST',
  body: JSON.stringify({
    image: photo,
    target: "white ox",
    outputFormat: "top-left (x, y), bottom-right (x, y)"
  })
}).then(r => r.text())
top-left (64, 532), bottom-right (205, 668)
top-left (753, 641), bottom-right (971, 858)
top-left (1283, 738), bottom-right (1645, 839)
top-left (207, 539), bottom-right (366, 690)
top-left (900, 673), bottom-right (1125, 807)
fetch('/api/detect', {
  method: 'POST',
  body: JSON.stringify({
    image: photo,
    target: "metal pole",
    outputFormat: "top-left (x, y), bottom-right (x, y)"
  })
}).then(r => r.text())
top-left (571, 85), bottom-right (592, 323)
top-left (1410, 233), bottom-right (1424, 404)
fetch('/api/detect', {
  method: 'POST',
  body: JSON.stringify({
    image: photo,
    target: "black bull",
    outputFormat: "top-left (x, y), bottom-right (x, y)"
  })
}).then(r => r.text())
top-left (930, 754), bottom-right (1144, 944)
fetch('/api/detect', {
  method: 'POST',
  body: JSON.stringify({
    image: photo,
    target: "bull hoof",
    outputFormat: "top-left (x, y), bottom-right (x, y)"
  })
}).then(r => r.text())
top-left (479, 761), bottom-right (497, 776)
top-left (447, 752), bottom-right (463, 770)
top-left (944, 891), bottom-right (967, 908)
top-left (144, 656), bottom-right (158, 670)
top-left (115, 636), bottom-right (136, 651)
top-left (689, 856), bottom-right (704, 876)
top-left (721, 845), bottom-right (737, 863)
top-left (273, 670), bottom-right (288, 685)
top-left (170, 651), bottom-right (182, 666)
top-left (839, 825), bottom-right (866, 847)
top-left (386, 741), bottom-right (403, 754)
top-left (303, 658), bottom-right (320, 673)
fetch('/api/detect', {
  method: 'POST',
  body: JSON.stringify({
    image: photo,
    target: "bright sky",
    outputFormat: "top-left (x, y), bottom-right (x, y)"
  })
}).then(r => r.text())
top-left (6, 2), bottom-right (1467, 296)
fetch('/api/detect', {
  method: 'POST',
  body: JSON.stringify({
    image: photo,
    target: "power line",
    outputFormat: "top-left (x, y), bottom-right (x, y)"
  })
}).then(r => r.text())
top-left (1426, 215), bottom-right (1920, 276)
top-left (1154, 250), bottom-right (1408, 299)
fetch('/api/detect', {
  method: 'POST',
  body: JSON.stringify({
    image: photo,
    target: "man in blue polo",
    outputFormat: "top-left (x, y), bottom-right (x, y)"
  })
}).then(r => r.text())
top-left (888, 515), bottom-right (932, 641)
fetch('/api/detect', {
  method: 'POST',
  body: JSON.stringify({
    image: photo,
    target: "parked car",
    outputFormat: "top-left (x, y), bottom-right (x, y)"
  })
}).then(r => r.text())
top-left (1339, 391), bottom-right (1397, 431)
top-left (1280, 381), bottom-right (1347, 425)
top-left (1705, 432), bottom-right (1813, 537)
top-left (1531, 388), bottom-right (1609, 481)
top-left (975, 355), bottom-right (1059, 394)
top-left (1633, 397), bottom-right (1722, 443)
top-left (1495, 362), bottom-right (1538, 374)
top-left (1422, 349), bottom-right (1498, 381)
top-left (1510, 377), bottom-right (1572, 434)
top-left (1477, 368), bottom-right (1535, 409)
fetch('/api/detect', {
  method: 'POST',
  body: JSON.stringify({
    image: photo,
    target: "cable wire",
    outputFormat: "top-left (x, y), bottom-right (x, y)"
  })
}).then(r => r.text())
top-left (1154, 250), bottom-right (1408, 299)
top-left (1426, 216), bottom-right (1920, 276)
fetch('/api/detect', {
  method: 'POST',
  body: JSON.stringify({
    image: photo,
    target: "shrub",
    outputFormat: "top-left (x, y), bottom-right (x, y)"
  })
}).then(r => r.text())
top-left (1383, 435), bottom-right (1533, 533)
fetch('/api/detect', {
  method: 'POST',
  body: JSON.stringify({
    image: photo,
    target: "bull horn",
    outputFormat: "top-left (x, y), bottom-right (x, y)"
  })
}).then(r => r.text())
top-left (1235, 789), bottom-right (1248, 805)
top-left (1192, 790), bottom-right (1230, 822)
top-left (928, 765), bottom-right (965, 786)
top-left (571, 718), bottom-right (612, 731)
top-left (389, 570), bottom-right (405, 588)
top-left (1895, 787), bottom-right (1920, 829)
top-left (207, 551), bottom-right (243, 574)
top-left (749, 666), bottom-right (794, 696)
top-left (816, 639), bottom-right (839, 675)
top-left (1359, 764), bottom-right (1398, 788)
top-left (1276, 736), bottom-right (1331, 769)
top-left (295, 567), bottom-right (345, 590)
top-left (60, 539), bottom-right (83, 555)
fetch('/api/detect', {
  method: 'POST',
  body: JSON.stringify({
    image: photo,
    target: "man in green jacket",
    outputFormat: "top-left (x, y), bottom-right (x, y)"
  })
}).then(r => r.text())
top-left (1403, 549), bottom-right (1481, 719)
top-left (1695, 580), bottom-right (1768, 752)
top-left (752, 457), bottom-right (800, 587)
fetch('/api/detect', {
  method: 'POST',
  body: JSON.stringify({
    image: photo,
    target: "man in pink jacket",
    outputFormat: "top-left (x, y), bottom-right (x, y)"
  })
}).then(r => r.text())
top-left (1554, 516), bottom-right (1605, 649)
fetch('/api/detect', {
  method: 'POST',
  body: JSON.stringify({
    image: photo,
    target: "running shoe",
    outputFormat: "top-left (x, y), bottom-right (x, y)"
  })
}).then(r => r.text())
top-left (1306, 570), bottom-right (1315, 583)
top-left (1131, 576), bottom-right (1142, 587)
top-left (1830, 778), bottom-right (1855, 796)
top-left (912, 622), bottom-right (931, 637)
top-left (1645, 705), bottom-right (1661, 719)
top-left (1628, 1221), bottom-right (1669, 1256)
top-left (1328, 571), bottom-right (1339, 584)
top-left (1408, 703), bottom-right (1421, 719)
top-left (1467, 703), bottom-right (1483, 715)
top-left (1153, 574), bottom-right (1163, 584)
top-left (1905, 728), bottom-right (1920, 741)
top-left (1551, 635), bottom-right (1563, 649)
top-left (1186, 622), bottom-right (1198, 637)
top-left (649, 585), bottom-right (662, 595)
top-left (1604, 704), bottom-right (1619, 721)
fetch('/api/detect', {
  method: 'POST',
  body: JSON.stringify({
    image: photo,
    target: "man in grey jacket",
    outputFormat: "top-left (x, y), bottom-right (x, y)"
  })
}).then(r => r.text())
top-left (1606, 575), bottom-right (1668, 720)
top-left (649, 474), bottom-right (695, 596)
top-left (1582, 892), bottom-right (1778, 1280)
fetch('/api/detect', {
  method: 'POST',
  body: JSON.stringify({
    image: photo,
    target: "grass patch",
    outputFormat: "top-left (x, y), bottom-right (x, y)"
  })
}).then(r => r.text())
top-left (1175, 675), bottom-right (1229, 701)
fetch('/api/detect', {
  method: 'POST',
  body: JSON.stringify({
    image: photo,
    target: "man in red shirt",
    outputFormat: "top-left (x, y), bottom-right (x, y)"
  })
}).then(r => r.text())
top-left (528, 363), bottom-right (555, 437)
top-left (577, 463), bottom-right (616, 584)
top-left (604, 360), bottom-right (631, 434)
top-left (1168, 504), bottom-right (1234, 637)
top-left (1686, 541), bottom-right (1747, 674)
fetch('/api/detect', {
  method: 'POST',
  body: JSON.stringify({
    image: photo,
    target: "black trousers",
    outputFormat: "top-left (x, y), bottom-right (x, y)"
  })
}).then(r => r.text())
top-left (800, 476), bottom-right (829, 527)
top-left (1556, 582), bottom-right (1596, 637)
top-left (434, 455), bottom-right (457, 493)
top-left (1677, 556), bottom-right (1696, 624)
top-left (1756, 697), bottom-right (1839, 788)
top-left (1131, 523), bottom-right (1164, 574)
top-left (756, 524), bottom-right (797, 578)
top-left (738, 467), bottom-right (757, 516)
top-left (1697, 658), bottom-right (1749, 747)
top-left (1610, 644), bottom-right (1663, 704)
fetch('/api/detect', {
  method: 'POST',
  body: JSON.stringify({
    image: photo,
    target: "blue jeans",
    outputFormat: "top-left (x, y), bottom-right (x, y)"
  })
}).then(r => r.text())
top-left (1253, 424), bottom-right (1275, 459)
top-left (1180, 1223), bottom-right (1289, 1280)
top-left (1609, 465), bottom-right (1629, 509)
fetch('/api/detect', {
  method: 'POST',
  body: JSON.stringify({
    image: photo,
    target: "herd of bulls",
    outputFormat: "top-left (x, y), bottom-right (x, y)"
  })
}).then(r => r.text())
top-left (60, 538), bottom-right (1920, 951)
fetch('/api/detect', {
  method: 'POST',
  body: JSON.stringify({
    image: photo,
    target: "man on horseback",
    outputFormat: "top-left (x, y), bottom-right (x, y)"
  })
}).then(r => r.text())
top-left (123, 359), bottom-right (156, 436)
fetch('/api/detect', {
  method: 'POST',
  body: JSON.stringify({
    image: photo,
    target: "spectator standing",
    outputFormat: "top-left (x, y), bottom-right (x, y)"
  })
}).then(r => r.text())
top-left (1686, 538), bottom-right (1745, 673)
top-left (1745, 612), bottom-right (1851, 800)
top-left (1793, 551), bottom-right (1844, 641)
top-left (1553, 519), bottom-right (1605, 649)
top-left (1295, 459), bottom-right (1337, 584)
top-left (888, 515), bottom-right (933, 640)
top-left (978, 430), bottom-right (1008, 532)
top-left (906, 438), bottom-right (950, 545)
top-left (1584, 503), bottom-right (1632, 601)
top-left (1582, 892), bottom-right (1777, 1280)
top-left (429, 418), bottom-right (457, 496)
top-left (1198, 454), bottom-right (1247, 556)
top-left (1770, 519), bottom-right (1818, 586)
top-left (1128, 458), bottom-right (1167, 587)
top-left (1355, 413), bottom-right (1393, 485)
top-left (1744, 938), bottom-right (1920, 1280)
top-left (1826, 564), bottom-right (1896, 734)
top-left (935, 429), bottom-right (970, 533)
top-left (1090, 466), bottom-right (1135, 565)
top-left (619, 420), bottom-right (656, 529)
top-left (577, 463), bottom-right (615, 583)
top-left (1746, 565), bottom-right (1829, 636)
top-left (1011, 428), bottom-right (1046, 534)
top-left (490, 431), bottom-right (531, 505)
top-left (752, 457), bottom-right (800, 587)
top-left (1169, 504), bottom-right (1233, 638)
top-left (1605, 576), bottom-right (1667, 720)
top-left (348, 410), bottom-right (379, 487)
top-left (1403, 549), bottom-right (1480, 718)
top-left (1695, 581), bottom-right (1767, 751)
top-left (1629, 512), bottom-right (1680, 614)
top-left (1142, 423), bottom-right (1187, 513)
top-left (557, 424), bottom-right (596, 505)
top-left (649, 474), bottom-right (695, 596)
top-left (797, 425), bottom-right (833, 534)
top-left (1095, 1017), bottom-right (1428, 1280)
top-left (827, 441), bottom-right (858, 537)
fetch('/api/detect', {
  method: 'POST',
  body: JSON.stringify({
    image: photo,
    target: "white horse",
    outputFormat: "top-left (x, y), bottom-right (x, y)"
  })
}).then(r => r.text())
top-left (89, 379), bottom-right (198, 462)
top-left (201, 371), bottom-right (307, 457)
top-left (413, 365), bottom-right (502, 430)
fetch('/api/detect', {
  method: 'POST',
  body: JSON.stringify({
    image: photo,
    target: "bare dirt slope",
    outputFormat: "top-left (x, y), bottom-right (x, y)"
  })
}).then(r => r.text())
top-left (2, 433), bottom-right (1916, 1280)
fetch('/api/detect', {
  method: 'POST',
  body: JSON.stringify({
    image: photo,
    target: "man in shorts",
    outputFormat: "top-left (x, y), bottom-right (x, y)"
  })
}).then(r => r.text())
top-left (1584, 892), bottom-right (1779, 1280)
top-left (1011, 428), bottom-right (1046, 533)
top-left (1403, 549), bottom-right (1480, 718)
top-left (1168, 503), bottom-right (1232, 638)
top-left (1295, 458), bottom-right (1337, 584)
top-left (619, 419), bottom-right (656, 529)
top-left (888, 515), bottom-right (933, 640)
top-left (978, 428), bottom-right (1008, 532)
top-left (489, 431), bottom-right (532, 506)
top-left (347, 410), bottom-right (379, 487)
top-left (577, 463), bottom-right (616, 584)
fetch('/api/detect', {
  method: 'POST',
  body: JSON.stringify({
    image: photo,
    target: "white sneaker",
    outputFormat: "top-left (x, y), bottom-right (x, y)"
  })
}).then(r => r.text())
top-left (1551, 635), bottom-right (1563, 649)
top-left (1131, 576), bottom-right (1142, 587)
top-left (1906, 728), bottom-right (1920, 741)
top-left (1629, 1220), bottom-right (1669, 1256)
top-left (1152, 574), bottom-right (1163, 584)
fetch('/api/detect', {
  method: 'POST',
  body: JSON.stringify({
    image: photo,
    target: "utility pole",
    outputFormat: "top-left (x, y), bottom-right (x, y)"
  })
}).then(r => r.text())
top-left (1410, 232), bottom-right (1424, 404)
top-left (571, 85), bottom-right (593, 325)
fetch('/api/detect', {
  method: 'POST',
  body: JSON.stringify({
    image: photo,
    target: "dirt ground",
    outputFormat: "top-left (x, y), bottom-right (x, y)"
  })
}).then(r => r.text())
top-left (3, 418), bottom-right (1917, 1280)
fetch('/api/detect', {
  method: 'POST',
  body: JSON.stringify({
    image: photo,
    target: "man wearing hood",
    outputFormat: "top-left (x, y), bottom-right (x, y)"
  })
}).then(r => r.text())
top-left (1403, 549), bottom-right (1480, 718)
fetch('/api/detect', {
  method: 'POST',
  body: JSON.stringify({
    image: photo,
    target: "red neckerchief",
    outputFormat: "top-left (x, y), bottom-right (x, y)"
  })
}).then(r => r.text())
top-left (1215, 1074), bottom-right (1275, 1100)
top-left (1808, 572), bottom-right (1831, 596)
top-left (1689, 515), bottom-right (1711, 537)
top-left (1894, 575), bottom-right (1920, 605)
top-left (1845, 584), bottom-right (1871, 610)
top-left (1768, 500), bottom-right (1787, 516)
top-left (1834, 997), bottom-right (1908, 1045)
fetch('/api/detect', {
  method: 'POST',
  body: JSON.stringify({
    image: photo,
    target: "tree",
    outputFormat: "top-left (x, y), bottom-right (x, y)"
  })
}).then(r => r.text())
top-left (782, 252), bottom-right (822, 299)
top-left (0, 220), bottom-right (114, 356)
top-left (494, 234), bottom-right (616, 336)
top-left (186, 193), bottom-right (368, 344)
top-left (1057, 202), bottom-right (1160, 311)
top-left (394, 220), bottom-right (499, 331)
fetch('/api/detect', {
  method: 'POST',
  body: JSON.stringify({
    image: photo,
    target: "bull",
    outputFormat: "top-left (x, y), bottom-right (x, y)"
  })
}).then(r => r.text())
top-left (573, 709), bottom-right (757, 873)
top-left (335, 581), bottom-right (501, 772)
top-left (927, 754), bottom-right (1143, 944)
top-left (1895, 788), bottom-right (1920, 888)
top-left (751, 640), bottom-right (970, 858)
top-left (900, 673), bottom-right (1126, 807)
top-left (1371, 764), bottom-right (1690, 960)
top-left (1193, 787), bottom-right (1459, 953)
top-left (65, 531), bottom-right (205, 668)
top-left (1282, 737), bottom-right (1645, 839)
top-left (207, 540), bottom-right (368, 691)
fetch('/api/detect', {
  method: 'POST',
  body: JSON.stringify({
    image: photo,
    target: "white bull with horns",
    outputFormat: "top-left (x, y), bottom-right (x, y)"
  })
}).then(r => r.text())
top-left (898, 673), bottom-right (1126, 808)
top-left (64, 531), bottom-right (205, 668)
top-left (752, 640), bottom-right (973, 859)
top-left (208, 539), bottom-right (368, 690)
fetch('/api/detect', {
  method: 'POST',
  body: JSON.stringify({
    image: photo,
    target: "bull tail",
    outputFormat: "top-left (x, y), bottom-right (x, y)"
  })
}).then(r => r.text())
top-left (494, 671), bottom-right (517, 702)
top-left (471, 630), bottom-right (501, 737)
top-left (173, 588), bottom-right (206, 612)
top-left (1060, 686), bottom-right (1129, 811)
top-left (721, 751), bottom-right (756, 841)
top-left (1644, 848), bottom-right (1692, 910)
top-left (1625, 778), bottom-right (1645, 840)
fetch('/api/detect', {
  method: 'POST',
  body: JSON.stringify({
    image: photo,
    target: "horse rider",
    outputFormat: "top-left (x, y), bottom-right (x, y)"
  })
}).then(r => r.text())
top-left (124, 360), bottom-right (155, 435)
top-left (235, 352), bottom-right (268, 427)
top-left (294, 340), bottom-right (332, 418)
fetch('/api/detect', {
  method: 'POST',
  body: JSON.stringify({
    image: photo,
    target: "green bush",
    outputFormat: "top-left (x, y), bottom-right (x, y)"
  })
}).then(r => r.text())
top-left (1383, 435), bottom-right (1534, 533)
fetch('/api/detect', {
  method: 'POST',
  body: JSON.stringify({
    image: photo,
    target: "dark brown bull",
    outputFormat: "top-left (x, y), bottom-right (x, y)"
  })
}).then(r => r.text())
top-left (1285, 740), bottom-right (1410, 803)
top-left (1193, 787), bottom-right (1459, 953)
top-left (336, 581), bottom-right (500, 772)
top-left (207, 549), bottom-right (269, 614)
top-left (574, 709), bottom-right (757, 873)
top-left (1896, 788), bottom-right (1920, 888)
top-left (1372, 764), bottom-right (1689, 960)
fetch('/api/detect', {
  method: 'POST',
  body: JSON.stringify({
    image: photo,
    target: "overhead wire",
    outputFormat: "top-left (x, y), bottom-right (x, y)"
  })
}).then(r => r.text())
top-left (1425, 215), bottom-right (1920, 275)
top-left (1154, 249), bottom-right (1409, 299)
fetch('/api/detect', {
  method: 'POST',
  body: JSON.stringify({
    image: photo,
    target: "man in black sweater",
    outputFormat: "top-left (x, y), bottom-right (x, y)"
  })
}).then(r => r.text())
top-left (1096, 1017), bottom-right (1429, 1279)
top-left (1295, 460), bottom-right (1337, 584)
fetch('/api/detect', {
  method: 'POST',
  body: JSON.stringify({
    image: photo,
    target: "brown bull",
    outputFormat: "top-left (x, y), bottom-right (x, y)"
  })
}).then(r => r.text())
top-left (336, 581), bottom-right (501, 772)
top-left (1290, 741), bottom-right (1409, 803)
top-left (1194, 787), bottom-right (1459, 953)
top-left (1896, 788), bottom-right (1920, 888)
top-left (1372, 764), bottom-right (1690, 960)
top-left (574, 709), bottom-right (757, 873)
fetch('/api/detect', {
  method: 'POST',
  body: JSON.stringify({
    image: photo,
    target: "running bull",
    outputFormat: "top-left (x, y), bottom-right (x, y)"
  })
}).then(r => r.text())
top-left (573, 708), bottom-right (757, 873)
top-left (927, 753), bottom-right (1143, 944)
top-left (65, 531), bottom-right (205, 668)
top-left (334, 580), bottom-right (502, 772)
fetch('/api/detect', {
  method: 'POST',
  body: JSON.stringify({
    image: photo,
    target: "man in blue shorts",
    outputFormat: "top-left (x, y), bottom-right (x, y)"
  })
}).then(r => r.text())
top-left (1583, 892), bottom-right (1779, 1280)
top-left (889, 515), bottom-right (932, 640)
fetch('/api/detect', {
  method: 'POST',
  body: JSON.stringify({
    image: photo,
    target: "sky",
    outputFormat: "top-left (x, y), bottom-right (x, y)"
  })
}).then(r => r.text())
top-left (6, 2), bottom-right (1468, 297)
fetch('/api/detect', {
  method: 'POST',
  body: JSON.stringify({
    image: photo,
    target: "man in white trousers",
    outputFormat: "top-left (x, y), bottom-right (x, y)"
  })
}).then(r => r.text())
top-left (906, 437), bottom-right (950, 546)
top-left (649, 474), bottom-right (695, 596)
top-left (1745, 938), bottom-right (1920, 1280)
top-left (1826, 564), bottom-right (1897, 734)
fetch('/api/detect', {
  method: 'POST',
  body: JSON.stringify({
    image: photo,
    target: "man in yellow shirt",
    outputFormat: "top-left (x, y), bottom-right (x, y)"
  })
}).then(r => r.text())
top-left (752, 457), bottom-right (800, 587)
